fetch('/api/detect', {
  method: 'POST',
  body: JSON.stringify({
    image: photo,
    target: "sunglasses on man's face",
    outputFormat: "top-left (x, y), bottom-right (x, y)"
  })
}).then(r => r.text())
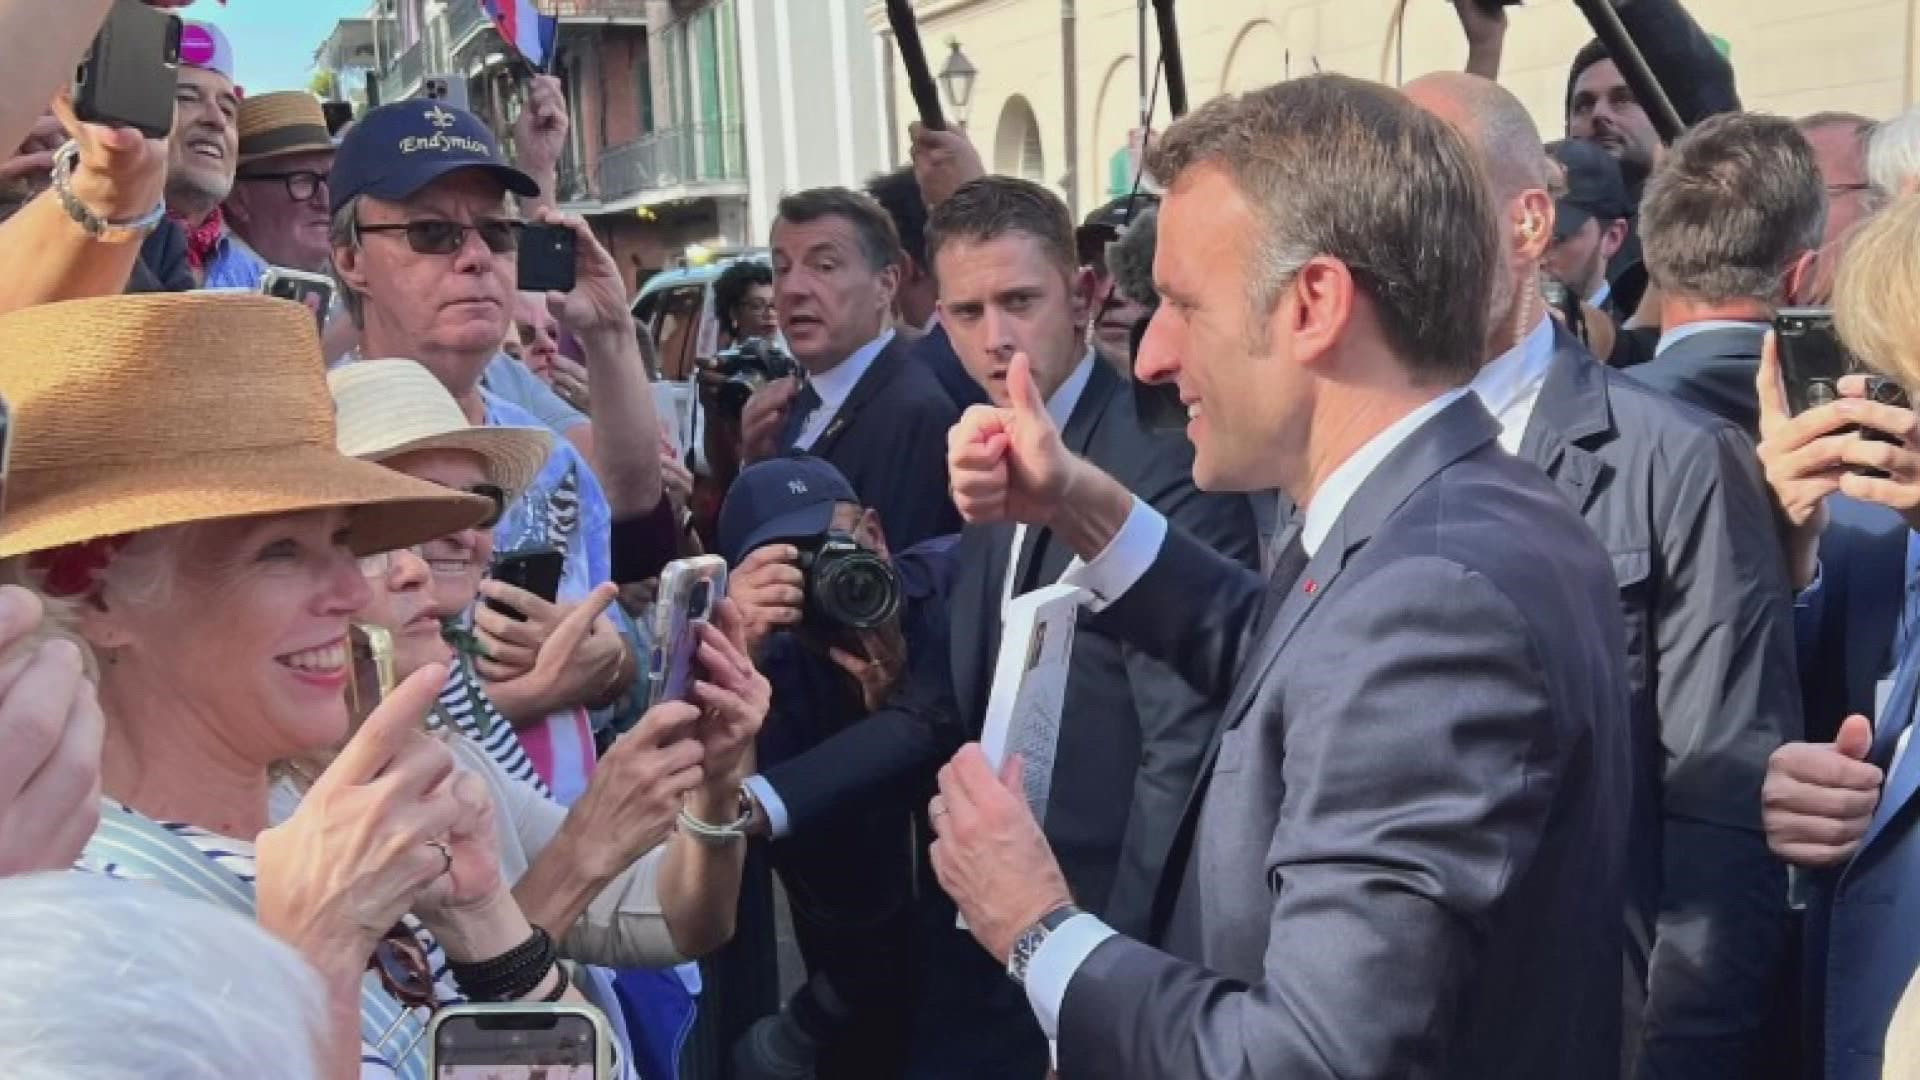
top-left (357, 218), bottom-right (524, 255)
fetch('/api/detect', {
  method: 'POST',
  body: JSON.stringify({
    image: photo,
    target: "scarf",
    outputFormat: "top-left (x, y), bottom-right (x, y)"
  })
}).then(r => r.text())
top-left (175, 207), bottom-right (226, 272)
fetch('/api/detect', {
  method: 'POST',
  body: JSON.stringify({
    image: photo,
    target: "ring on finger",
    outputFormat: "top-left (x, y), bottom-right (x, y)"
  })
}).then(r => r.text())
top-left (427, 839), bottom-right (453, 877)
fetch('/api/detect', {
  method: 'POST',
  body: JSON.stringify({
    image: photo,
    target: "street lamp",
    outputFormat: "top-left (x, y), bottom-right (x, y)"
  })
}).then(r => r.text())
top-left (938, 39), bottom-right (978, 128)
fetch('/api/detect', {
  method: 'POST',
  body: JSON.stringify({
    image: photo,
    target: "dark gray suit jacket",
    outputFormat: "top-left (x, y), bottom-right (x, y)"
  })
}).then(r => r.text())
top-left (1524, 328), bottom-right (1800, 1075)
top-left (951, 360), bottom-right (1259, 930)
top-left (1057, 395), bottom-right (1632, 1079)
top-left (1628, 322), bottom-right (1767, 439)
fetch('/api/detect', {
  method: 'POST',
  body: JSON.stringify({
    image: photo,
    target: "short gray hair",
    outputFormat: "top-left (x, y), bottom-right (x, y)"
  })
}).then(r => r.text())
top-left (0, 872), bottom-right (328, 1080)
top-left (1869, 107), bottom-right (1920, 199)
top-left (1640, 112), bottom-right (1826, 305)
top-left (329, 196), bottom-right (365, 329)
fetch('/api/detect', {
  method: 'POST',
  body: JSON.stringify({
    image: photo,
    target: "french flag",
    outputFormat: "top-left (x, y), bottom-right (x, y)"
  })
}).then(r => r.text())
top-left (482, 0), bottom-right (560, 71)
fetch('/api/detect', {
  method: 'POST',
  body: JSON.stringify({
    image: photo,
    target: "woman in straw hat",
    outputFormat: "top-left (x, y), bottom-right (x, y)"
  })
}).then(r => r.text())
top-left (316, 358), bottom-right (759, 968)
top-left (0, 293), bottom-right (612, 1080)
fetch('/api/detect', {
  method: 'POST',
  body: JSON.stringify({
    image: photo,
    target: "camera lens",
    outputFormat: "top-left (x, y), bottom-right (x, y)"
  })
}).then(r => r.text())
top-left (807, 546), bottom-right (901, 630)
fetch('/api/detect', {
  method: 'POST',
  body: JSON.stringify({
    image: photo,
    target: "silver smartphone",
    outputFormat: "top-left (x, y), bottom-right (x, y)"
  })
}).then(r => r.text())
top-left (646, 555), bottom-right (727, 707)
top-left (427, 1002), bottom-right (612, 1079)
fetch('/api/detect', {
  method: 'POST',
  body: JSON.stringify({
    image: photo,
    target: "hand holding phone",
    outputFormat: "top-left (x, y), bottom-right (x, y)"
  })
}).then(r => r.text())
top-left (647, 556), bottom-right (728, 707)
top-left (261, 268), bottom-right (334, 333)
top-left (71, 0), bottom-right (181, 140)
top-left (429, 1003), bottom-right (612, 1078)
top-left (486, 549), bottom-right (565, 622)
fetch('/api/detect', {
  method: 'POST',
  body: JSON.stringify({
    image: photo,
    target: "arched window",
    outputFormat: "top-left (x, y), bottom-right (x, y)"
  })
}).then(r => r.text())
top-left (994, 95), bottom-right (1046, 183)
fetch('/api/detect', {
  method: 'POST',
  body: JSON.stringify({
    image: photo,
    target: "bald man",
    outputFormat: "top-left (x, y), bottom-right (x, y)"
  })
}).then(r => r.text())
top-left (1406, 72), bottom-right (1802, 1079)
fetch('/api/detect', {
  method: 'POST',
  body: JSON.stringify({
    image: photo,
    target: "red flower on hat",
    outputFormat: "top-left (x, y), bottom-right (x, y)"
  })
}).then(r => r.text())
top-left (29, 536), bottom-right (131, 599)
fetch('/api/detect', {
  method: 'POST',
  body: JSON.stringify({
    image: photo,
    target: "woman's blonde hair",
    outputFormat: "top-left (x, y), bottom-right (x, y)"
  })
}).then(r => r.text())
top-left (1834, 194), bottom-right (1920, 389)
top-left (0, 524), bottom-right (195, 682)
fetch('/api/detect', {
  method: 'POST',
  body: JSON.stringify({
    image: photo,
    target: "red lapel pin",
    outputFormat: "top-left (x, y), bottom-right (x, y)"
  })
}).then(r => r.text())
top-left (1303, 579), bottom-right (1318, 595)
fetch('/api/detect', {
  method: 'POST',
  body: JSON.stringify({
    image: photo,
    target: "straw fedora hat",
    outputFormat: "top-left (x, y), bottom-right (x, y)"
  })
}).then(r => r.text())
top-left (237, 90), bottom-right (334, 169)
top-left (329, 358), bottom-right (552, 502)
top-left (0, 293), bottom-right (491, 561)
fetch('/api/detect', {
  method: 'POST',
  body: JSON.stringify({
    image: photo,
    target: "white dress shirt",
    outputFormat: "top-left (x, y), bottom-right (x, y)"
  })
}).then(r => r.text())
top-left (1588, 280), bottom-right (1612, 312)
top-left (793, 328), bottom-right (897, 450)
top-left (1471, 315), bottom-right (1556, 454)
top-left (1024, 386), bottom-right (1472, 1043)
top-left (1654, 318), bottom-right (1760, 359)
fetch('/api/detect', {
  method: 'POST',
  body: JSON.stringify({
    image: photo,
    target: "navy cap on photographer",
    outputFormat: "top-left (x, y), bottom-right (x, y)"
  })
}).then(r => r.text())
top-left (716, 452), bottom-right (958, 1076)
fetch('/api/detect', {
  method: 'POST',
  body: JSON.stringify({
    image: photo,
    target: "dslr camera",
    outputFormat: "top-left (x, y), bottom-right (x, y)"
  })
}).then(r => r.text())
top-left (700, 337), bottom-right (798, 417)
top-left (793, 532), bottom-right (901, 639)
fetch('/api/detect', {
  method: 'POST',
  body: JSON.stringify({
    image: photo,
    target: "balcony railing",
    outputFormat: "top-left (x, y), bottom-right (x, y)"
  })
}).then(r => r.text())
top-left (377, 38), bottom-right (425, 102)
top-left (445, 0), bottom-right (489, 53)
top-left (595, 123), bottom-right (747, 201)
top-left (548, 0), bottom-right (650, 19)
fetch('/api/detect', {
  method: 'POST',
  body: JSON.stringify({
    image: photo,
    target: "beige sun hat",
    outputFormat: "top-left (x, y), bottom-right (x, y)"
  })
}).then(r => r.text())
top-left (329, 358), bottom-right (552, 503)
top-left (0, 293), bottom-right (491, 561)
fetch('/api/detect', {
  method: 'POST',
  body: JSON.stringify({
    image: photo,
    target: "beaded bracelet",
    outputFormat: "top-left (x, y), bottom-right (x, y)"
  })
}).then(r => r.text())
top-left (447, 925), bottom-right (556, 1002)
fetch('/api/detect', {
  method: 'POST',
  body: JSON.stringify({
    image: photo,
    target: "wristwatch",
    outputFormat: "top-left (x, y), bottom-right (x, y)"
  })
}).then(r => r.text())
top-left (1007, 902), bottom-right (1084, 986)
top-left (51, 141), bottom-right (165, 243)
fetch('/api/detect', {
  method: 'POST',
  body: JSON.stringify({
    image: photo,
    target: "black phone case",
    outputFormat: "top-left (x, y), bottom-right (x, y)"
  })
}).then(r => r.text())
top-left (517, 225), bottom-right (577, 294)
top-left (487, 551), bottom-right (565, 621)
top-left (1776, 313), bottom-right (1854, 417)
top-left (72, 0), bottom-right (181, 141)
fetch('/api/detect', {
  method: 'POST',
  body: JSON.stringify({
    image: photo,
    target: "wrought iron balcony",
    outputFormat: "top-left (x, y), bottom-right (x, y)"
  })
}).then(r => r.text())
top-left (377, 38), bottom-right (426, 101)
top-left (593, 123), bottom-right (747, 202)
top-left (548, 0), bottom-right (650, 20)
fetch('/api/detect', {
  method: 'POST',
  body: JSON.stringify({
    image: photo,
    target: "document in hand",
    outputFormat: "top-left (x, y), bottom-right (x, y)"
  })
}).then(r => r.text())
top-left (980, 582), bottom-right (1083, 826)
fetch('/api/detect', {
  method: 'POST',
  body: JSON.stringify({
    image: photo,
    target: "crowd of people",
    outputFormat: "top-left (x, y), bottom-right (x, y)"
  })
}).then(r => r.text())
top-left (10, 0), bottom-right (1920, 1078)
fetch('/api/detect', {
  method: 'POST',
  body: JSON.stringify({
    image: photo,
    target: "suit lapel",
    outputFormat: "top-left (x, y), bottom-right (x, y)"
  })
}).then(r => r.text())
top-left (810, 337), bottom-right (904, 459)
top-left (1854, 642), bottom-right (1920, 862)
top-left (1145, 394), bottom-right (1504, 942)
top-left (1517, 327), bottom-right (1615, 517)
top-left (951, 523), bottom-right (1010, 729)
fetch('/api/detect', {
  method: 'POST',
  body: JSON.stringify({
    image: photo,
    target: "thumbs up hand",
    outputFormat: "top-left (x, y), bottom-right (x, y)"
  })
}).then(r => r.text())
top-left (1762, 713), bottom-right (1887, 867)
top-left (948, 352), bottom-right (1075, 528)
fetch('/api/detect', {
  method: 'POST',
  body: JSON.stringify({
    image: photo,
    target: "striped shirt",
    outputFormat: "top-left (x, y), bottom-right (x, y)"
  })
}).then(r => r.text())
top-left (91, 816), bottom-right (460, 1079)
top-left (440, 655), bottom-right (550, 798)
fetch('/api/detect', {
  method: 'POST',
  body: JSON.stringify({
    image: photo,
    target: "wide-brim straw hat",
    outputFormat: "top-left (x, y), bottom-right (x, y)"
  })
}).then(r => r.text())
top-left (0, 294), bottom-right (492, 561)
top-left (329, 358), bottom-right (552, 503)
top-left (237, 90), bottom-right (335, 169)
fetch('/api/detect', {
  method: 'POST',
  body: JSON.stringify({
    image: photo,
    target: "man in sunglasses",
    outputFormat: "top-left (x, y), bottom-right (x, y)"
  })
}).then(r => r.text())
top-left (224, 91), bottom-right (337, 278)
top-left (328, 99), bottom-right (673, 808)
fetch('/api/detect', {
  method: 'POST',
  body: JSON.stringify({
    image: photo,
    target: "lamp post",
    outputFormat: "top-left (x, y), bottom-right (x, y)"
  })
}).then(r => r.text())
top-left (938, 39), bottom-right (978, 128)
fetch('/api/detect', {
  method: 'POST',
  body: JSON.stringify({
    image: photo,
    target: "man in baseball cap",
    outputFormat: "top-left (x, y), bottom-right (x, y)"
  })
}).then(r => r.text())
top-left (166, 20), bottom-right (256, 287)
top-left (1074, 193), bottom-right (1159, 369)
top-left (1546, 138), bottom-right (1635, 319)
top-left (717, 454), bottom-right (863, 567)
top-left (224, 91), bottom-right (338, 275)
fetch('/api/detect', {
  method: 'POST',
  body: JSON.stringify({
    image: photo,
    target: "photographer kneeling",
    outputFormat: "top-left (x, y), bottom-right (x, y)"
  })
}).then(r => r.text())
top-left (718, 455), bottom-right (959, 1079)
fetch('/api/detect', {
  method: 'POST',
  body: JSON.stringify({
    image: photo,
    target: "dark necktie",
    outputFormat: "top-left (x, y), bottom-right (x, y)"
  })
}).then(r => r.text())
top-left (778, 381), bottom-right (822, 452)
top-left (1254, 529), bottom-right (1309, 639)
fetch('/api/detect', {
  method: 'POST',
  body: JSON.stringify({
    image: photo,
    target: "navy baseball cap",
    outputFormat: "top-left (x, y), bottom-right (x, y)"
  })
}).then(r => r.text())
top-left (1547, 139), bottom-right (1633, 242)
top-left (717, 455), bottom-right (858, 566)
top-left (329, 100), bottom-right (540, 215)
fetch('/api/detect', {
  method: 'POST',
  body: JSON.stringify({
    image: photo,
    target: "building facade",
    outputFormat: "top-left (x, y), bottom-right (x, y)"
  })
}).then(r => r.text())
top-left (870, 0), bottom-right (1920, 218)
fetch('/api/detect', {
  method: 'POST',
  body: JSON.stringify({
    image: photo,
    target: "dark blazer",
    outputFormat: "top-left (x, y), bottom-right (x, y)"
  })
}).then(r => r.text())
top-left (1523, 327), bottom-right (1800, 1075)
top-left (906, 321), bottom-right (989, 412)
top-left (1629, 321), bottom-right (1768, 438)
top-left (1057, 394), bottom-right (1632, 1079)
top-left (1814, 633), bottom-right (1920, 1080)
top-left (1798, 497), bottom-right (1909, 743)
top-left (801, 334), bottom-right (963, 550)
top-left (126, 219), bottom-right (193, 294)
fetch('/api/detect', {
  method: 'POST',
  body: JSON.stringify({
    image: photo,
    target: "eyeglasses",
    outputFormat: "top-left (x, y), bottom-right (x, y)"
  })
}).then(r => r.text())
top-left (238, 169), bottom-right (329, 202)
top-left (358, 544), bottom-right (426, 579)
top-left (356, 219), bottom-right (524, 255)
top-left (369, 922), bottom-right (436, 1060)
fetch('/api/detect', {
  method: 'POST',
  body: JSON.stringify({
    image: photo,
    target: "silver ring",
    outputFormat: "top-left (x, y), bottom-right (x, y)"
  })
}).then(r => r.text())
top-left (427, 839), bottom-right (452, 877)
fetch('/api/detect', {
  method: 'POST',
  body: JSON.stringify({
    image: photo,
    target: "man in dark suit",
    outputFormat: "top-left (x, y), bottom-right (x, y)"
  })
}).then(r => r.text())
top-left (738, 186), bottom-right (962, 551)
top-left (735, 174), bottom-right (1256, 1078)
top-left (1412, 72), bottom-right (1802, 1077)
top-left (928, 75), bottom-right (1630, 1079)
top-left (1629, 113), bottom-right (1826, 438)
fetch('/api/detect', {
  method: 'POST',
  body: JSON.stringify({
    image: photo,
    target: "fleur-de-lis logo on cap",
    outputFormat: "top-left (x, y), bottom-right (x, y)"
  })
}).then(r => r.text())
top-left (424, 105), bottom-right (457, 129)
top-left (788, 480), bottom-right (808, 495)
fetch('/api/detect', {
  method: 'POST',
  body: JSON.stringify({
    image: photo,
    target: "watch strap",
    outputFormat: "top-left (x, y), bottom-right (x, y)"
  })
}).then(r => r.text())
top-left (1007, 902), bottom-right (1084, 986)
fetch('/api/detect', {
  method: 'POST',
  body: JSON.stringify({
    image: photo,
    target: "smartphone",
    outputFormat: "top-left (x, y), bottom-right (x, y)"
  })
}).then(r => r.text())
top-left (518, 224), bottom-right (577, 294)
top-left (261, 268), bottom-right (334, 333)
top-left (72, 0), bottom-right (183, 140)
top-left (647, 555), bottom-right (728, 707)
top-left (486, 549), bottom-right (565, 622)
top-left (1776, 307), bottom-right (1911, 477)
top-left (346, 623), bottom-right (396, 729)
top-left (321, 100), bottom-right (354, 136)
top-left (427, 1002), bottom-right (612, 1079)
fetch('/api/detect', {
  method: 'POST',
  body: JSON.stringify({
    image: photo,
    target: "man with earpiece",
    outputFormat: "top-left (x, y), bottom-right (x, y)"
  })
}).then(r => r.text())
top-left (1409, 74), bottom-right (1802, 1076)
